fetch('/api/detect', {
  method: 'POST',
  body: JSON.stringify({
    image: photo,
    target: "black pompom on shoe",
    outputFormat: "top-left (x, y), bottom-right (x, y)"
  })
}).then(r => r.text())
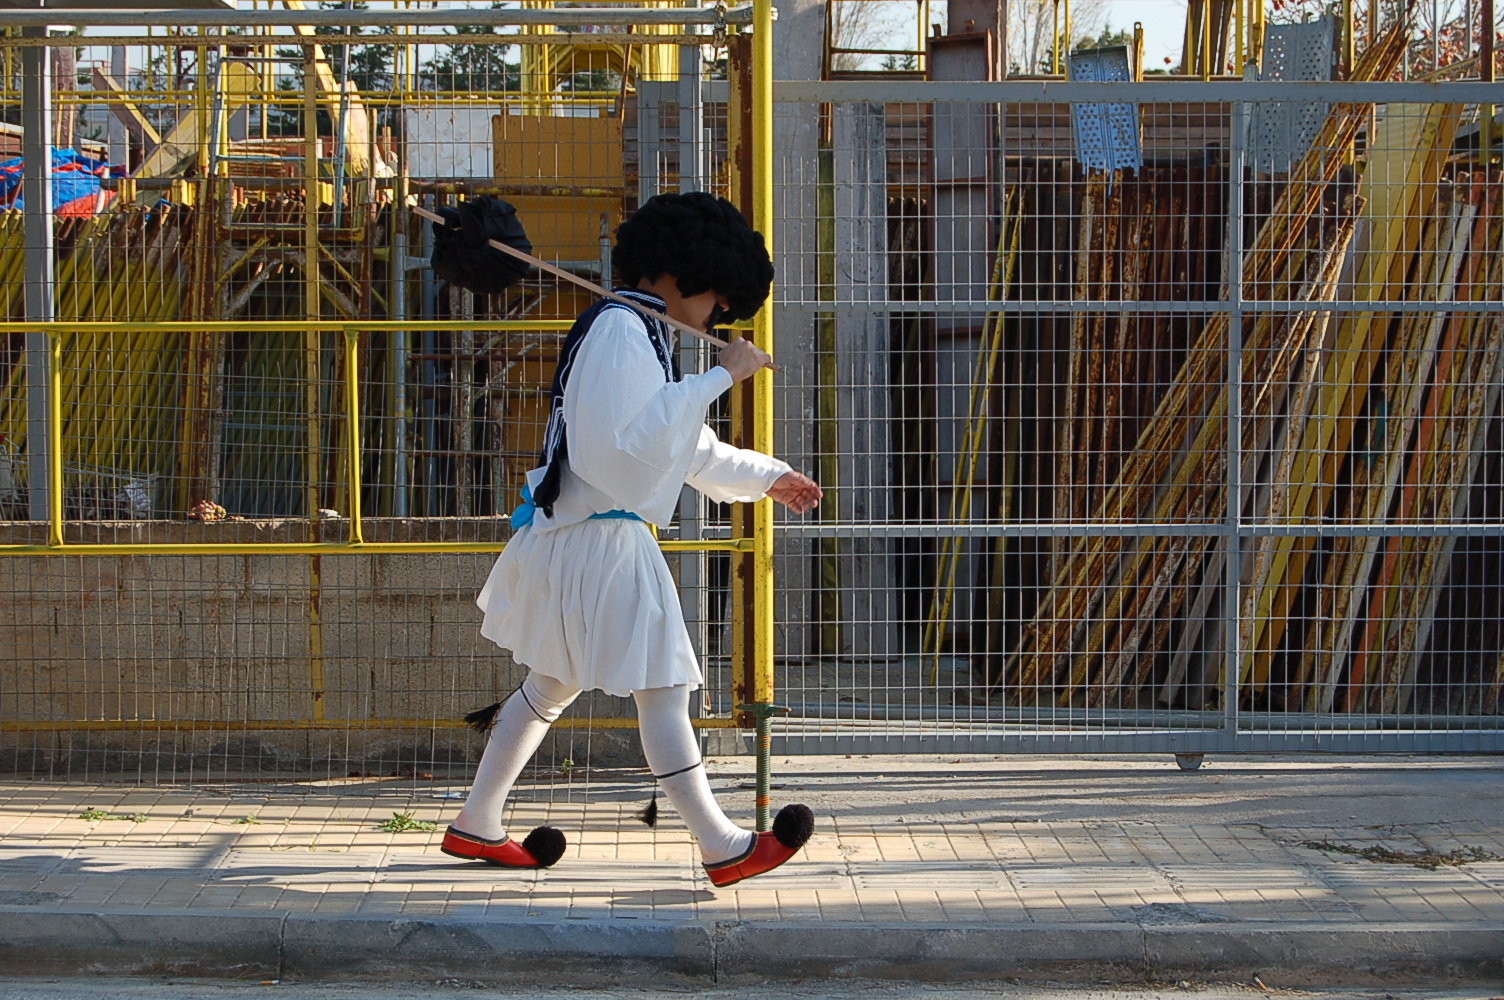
top-left (521, 825), bottom-right (567, 868)
top-left (772, 804), bottom-right (814, 850)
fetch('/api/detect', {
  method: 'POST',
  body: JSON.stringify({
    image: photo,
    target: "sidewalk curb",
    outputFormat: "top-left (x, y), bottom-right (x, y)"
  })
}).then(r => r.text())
top-left (3, 909), bottom-right (1501, 985)
top-left (282, 915), bottom-right (716, 982)
top-left (714, 922), bottom-right (1504, 983)
top-left (0, 910), bottom-right (283, 979)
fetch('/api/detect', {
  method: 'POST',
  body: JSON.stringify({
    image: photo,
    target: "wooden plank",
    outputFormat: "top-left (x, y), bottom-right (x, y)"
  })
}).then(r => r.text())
top-left (1011, 26), bottom-right (1413, 703)
top-left (133, 59), bottom-right (259, 179)
top-left (501, 193), bottom-right (620, 263)
top-left (492, 114), bottom-right (624, 187)
top-left (90, 66), bottom-right (162, 153)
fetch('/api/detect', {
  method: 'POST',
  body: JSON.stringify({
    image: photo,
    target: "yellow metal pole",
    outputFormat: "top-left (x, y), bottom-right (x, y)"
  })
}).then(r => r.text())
top-left (1234, 0), bottom-right (1243, 76)
top-left (1202, 0), bottom-right (1213, 79)
top-left (1052, 0), bottom-right (1062, 75)
top-left (738, 0), bottom-right (780, 833)
top-left (47, 331), bottom-right (63, 546)
top-left (303, 45), bottom-right (323, 526)
top-left (5, 716), bottom-right (743, 733)
top-left (0, 539), bottom-right (757, 557)
top-left (753, 0), bottom-right (774, 710)
top-left (0, 319), bottom-right (579, 334)
top-left (345, 330), bottom-right (364, 542)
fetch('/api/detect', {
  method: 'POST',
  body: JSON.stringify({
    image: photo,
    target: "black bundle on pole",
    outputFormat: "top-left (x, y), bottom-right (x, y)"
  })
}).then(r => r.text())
top-left (429, 196), bottom-right (533, 294)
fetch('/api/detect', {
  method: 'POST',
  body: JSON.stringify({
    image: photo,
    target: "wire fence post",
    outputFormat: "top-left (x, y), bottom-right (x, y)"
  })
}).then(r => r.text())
top-left (21, 28), bottom-right (55, 529)
top-left (1223, 93), bottom-right (1250, 741)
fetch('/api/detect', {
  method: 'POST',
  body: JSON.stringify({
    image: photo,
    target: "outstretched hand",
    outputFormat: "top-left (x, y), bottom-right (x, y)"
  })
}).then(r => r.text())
top-left (767, 470), bottom-right (822, 514)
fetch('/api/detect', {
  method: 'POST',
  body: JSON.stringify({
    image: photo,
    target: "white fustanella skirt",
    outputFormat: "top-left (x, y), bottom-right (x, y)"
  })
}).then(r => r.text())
top-left (476, 517), bottom-right (702, 696)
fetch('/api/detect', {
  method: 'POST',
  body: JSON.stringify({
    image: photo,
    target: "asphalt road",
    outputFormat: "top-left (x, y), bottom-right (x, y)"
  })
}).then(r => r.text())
top-left (0, 980), bottom-right (1498, 1000)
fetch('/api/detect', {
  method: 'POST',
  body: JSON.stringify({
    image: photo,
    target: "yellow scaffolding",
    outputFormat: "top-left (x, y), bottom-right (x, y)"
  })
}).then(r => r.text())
top-left (0, 2), bottom-right (778, 749)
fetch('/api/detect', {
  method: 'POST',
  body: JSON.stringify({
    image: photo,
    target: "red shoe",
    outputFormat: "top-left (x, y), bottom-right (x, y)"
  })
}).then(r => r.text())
top-left (440, 825), bottom-right (566, 869)
top-left (703, 805), bottom-right (814, 888)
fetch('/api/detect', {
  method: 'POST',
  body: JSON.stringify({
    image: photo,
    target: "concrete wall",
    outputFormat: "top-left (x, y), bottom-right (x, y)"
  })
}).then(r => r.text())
top-left (0, 519), bottom-right (657, 776)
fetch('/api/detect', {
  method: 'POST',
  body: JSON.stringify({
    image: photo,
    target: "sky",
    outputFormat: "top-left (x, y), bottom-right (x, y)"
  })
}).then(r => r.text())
top-left (59, 0), bottom-right (1201, 76)
top-left (885, 0), bottom-right (1198, 71)
top-left (1104, 0), bottom-right (1192, 64)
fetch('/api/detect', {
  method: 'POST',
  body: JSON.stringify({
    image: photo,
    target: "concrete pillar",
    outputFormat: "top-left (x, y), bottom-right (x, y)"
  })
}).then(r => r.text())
top-left (769, 0), bottom-right (825, 664)
top-left (22, 30), bottom-right (55, 522)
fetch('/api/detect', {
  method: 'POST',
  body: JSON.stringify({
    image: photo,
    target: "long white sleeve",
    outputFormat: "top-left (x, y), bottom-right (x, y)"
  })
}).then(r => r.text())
top-left (685, 424), bottom-right (790, 504)
top-left (552, 308), bottom-right (733, 526)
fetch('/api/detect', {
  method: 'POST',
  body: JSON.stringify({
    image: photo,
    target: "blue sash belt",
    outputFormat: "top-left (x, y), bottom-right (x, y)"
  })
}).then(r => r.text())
top-left (511, 483), bottom-right (642, 531)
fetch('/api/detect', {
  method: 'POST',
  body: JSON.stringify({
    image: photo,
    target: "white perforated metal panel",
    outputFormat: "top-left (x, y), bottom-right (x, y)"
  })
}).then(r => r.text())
top-left (1069, 46), bottom-right (1143, 174)
top-left (1250, 18), bottom-right (1336, 175)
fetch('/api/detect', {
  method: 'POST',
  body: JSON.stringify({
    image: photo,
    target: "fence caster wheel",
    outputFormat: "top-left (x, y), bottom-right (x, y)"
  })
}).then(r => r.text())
top-left (1174, 753), bottom-right (1204, 771)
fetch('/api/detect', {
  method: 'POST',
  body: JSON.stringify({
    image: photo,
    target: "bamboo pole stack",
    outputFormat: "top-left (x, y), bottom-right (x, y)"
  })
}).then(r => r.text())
top-left (1350, 177), bottom-right (1503, 716)
top-left (1004, 23), bottom-right (1424, 710)
top-left (1242, 101), bottom-right (1462, 704)
top-left (1270, 166), bottom-right (1504, 716)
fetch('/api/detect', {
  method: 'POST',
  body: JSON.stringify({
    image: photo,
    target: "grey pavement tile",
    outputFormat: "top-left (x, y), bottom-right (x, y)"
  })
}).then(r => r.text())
top-left (221, 849), bottom-right (384, 884)
top-left (1159, 863), bottom-right (1333, 890)
top-left (0, 775), bottom-right (1501, 941)
top-left (62, 845), bottom-right (226, 874)
top-left (851, 859), bottom-right (1007, 890)
top-left (0, 849), bottom-right (65, 877)
top-left (1464, 861), bottom-right (1504, 887)
top-left (1010, 864), bottom-right (1173, 892)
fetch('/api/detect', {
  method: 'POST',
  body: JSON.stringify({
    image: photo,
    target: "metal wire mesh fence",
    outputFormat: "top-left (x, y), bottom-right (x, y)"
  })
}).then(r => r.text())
top-left (767, 69), bottom-right (1504, 756)
top-left (4, 3), bottom-right (1503, 783)
top-left (1, 3), bottom-right (764, 782)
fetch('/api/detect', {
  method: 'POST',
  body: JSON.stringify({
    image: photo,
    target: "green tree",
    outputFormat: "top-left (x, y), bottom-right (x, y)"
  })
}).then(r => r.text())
top-left (1041, 23), bottom-right (1133, 72)
top-left (270, 1), bottom-right (395, 136)
top-left (879, 53), bottom-right (919, 72)
top-left (556, 68), bottom-right (621, 94)
top-left (420, 4), bottom-right (520, 95)
top-left (1083, 25), bottom-right (1135, 50)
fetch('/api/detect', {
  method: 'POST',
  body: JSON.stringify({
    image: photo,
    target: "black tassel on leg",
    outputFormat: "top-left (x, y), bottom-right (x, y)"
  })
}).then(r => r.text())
top-left (637, 759), bottom-right (701, 827)
top-left (463, 701), bottom-right (502, 733)
top-left (636, 786), bottom-right (659, 828)
top-left (638, 760), bottom-right (701, 827)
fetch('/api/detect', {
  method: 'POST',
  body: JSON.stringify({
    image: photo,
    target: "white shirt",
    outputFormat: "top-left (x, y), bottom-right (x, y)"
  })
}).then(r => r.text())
top-left (523, 306), bottom-right (790, 530)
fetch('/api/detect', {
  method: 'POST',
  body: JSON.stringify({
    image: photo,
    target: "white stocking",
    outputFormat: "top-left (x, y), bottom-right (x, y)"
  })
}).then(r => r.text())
top-left (453, 672), bottom-right (581, 841)
top-left (633, 684), bottom-right (755, 864)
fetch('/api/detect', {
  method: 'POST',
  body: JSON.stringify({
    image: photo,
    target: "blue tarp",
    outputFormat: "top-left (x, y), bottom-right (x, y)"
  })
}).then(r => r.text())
top-left (0, 147), bottom-right (116, 216)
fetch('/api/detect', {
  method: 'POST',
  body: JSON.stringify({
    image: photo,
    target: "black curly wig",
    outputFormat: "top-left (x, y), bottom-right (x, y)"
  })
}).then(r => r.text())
top-left (611, 192), bottom-right (774, 324)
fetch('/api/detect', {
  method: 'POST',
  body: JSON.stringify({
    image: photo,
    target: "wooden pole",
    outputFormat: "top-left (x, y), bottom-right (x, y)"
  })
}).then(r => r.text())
top-left (410, 204), bottom-right (759, 360)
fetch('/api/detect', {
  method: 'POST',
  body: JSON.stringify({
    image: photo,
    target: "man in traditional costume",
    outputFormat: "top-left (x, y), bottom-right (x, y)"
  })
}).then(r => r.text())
top-left (441, 192), bottom-right (822, 888)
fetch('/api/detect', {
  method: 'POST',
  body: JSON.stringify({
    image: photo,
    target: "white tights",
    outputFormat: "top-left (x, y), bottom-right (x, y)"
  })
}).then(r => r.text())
top-left (453, 672), bottom-right (754, 864)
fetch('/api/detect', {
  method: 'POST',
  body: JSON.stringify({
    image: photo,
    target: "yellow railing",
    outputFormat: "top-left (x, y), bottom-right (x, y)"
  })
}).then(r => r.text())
top-left (0, 319), bottom-right (765, 556)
